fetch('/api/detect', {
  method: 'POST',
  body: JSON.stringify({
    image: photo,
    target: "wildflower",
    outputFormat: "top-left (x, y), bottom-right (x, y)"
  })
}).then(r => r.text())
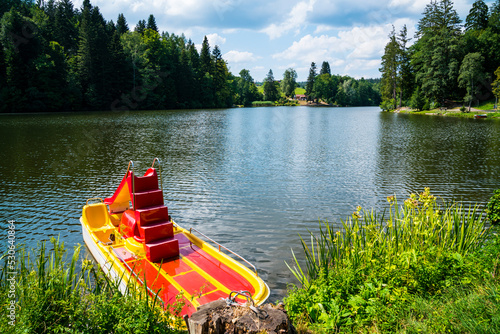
top-left (387, 195), bottom-right (395, 204)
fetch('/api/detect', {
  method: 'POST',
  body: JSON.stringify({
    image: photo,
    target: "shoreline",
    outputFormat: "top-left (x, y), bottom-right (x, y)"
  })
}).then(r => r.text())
top-left (392, 106), bottom-right (500, 119)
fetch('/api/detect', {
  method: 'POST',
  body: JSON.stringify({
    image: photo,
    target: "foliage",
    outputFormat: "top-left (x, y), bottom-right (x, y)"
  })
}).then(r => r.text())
top-left (487, 189), bottom-right (500, 225)
top-left (0, 238), bottom-right (185, 333)
top-left (458, 52), bottom-right (486, 111)
top-left (379, 98), bottom-right (396, 111)
top-left (285, 189), bottom-right (494, 333)
top-left (263, 69), bottom-right (280, 102)
top-left (281, 68), bottom-right (298, 98)
top-left (0, 0), bottom-right (244, 112)
top-left (305, 62), bottom-right (317, 101)
top-left (381, 0), bottom-right (500, 110)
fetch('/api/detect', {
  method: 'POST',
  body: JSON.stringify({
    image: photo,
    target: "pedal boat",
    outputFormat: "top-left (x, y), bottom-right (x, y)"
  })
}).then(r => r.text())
top-left (80, 159), bottom-right (269, 316)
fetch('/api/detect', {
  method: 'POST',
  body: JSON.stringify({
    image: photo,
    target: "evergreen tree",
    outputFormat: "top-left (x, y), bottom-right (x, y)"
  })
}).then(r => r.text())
top-left (135, 19), bottom-right (146, 34)
top-left (199, 36), bottom-right (211, 75)
top-left (53, 0), bottom-right (77, 56)
top-left (413, 0), bottom-right (462, 104)
top-left (319, 61), bottom-right (331, 75)
top-left (212, 45), bottom-right (230, 107)
top-left (398, 25), bottom-right (413, 105)
top-left (380, 27), bottom-right (399, 106)
top-left (490, 0), bottom-right (500, 32)
top-left (116, 13), bottom-right (129, 35)
top-left (305, 62), bottom-right (317, 101)
top-left (146, 14), bottom-right (158, 32)
top-left (0, 8), bottom-right (42, 111)
top-left (263, 69), bottom-right (279, 102)
top-left (187, 40), bottom-right (201, 106)
top-left (465, 0), bottom-right (489, 31)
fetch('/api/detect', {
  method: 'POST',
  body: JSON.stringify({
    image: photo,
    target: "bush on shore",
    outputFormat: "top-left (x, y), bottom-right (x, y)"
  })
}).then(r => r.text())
top-left (285, 188), bottom-right (500, 333)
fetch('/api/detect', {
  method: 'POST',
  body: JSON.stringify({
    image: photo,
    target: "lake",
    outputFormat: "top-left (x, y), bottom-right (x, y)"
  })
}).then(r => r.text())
top-left (1, 106), bottom-right (499, 301)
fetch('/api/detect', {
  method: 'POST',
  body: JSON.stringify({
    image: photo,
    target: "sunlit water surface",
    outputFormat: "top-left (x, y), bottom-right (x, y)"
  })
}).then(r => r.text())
top-left (1, 107), bottom-right (499, 301)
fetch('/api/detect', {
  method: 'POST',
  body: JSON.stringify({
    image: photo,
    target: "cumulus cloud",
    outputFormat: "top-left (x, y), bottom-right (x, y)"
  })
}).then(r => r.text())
top-left (273, 23), bottom-right (394, 77)
top-left (206, 33), bottom-right (227, 46)
top-left (224, 50), bottom-right (259, 63)
top-left (261, 0), bottom-right (316, 39)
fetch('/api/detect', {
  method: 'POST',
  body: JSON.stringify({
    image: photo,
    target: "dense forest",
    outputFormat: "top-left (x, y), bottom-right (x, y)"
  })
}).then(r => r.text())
top-left (380, 0), bottom-right (500, 111)
top-left (0, 0), bottom-right (381, 113)
top-left (304, 61), bottom-right (381, 106)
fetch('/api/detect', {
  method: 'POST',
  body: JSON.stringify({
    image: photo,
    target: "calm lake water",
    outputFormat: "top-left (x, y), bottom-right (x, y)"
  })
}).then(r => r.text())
top-left (1, 106), bottom-right (499, 301)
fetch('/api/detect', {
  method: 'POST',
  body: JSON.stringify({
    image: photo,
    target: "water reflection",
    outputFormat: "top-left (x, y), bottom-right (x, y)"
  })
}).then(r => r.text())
top-left (1, 107), bottom-right (499, 301)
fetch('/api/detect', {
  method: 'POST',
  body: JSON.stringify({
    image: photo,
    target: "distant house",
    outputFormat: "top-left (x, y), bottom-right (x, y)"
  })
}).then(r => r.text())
top-left (294, 94), bottom-right (307, 101)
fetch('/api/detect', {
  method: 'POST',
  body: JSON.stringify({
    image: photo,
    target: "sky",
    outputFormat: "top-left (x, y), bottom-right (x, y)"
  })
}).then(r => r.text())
top-left (72, 0), bottom-right (492, 82)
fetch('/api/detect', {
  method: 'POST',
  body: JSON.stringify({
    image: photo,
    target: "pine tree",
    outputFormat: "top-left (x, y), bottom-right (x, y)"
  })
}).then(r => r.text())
top-left (380, 26), bottom-right (399, 105)
top-left (263, 69), bottom-right (279, 102)
top-left (320, 61), bottom-right (331, 75)
top-left (398, 25), bottom-right (413, 105)
top-left (116, 13), bottom-right (129, 35)
top-left (465, 0), bottom-right (489, 31)
top-left (54, 0), bottom-right (77, 56)
top-left (212, 45), bottom-right (230, 107)
top-left (305, 62), bottom-right (317, 101)
top-left (199, 36), bottom-right (211, 75)
top-left (413, 0), bottom-right (462, 104)
top-left (146, 14), bottom-right (158, 32)
top-left (135, 19), bottom-right (146, 34)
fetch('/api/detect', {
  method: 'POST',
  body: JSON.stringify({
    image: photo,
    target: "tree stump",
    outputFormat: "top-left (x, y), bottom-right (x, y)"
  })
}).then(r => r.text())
top-left (187, 301), bottom-right (296, 334)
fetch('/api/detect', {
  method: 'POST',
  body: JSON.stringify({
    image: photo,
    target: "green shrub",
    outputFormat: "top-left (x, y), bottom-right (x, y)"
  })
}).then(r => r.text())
top-left (285, 189), bottom-right (493, 333)
top-left (379, 99), bottom-right (395, 111)
top-left (487, 189), bottom-right (500, 225)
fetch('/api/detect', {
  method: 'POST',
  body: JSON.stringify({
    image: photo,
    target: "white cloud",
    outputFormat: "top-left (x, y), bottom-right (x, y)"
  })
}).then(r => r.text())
top-left (261, 0), bottom-right (316, 39)
top-left (206, 33), bottom-right (227, 46)
top-left (224, 50), bottom-right (259, 63)
top-left (273, 23), bottom-right (393, 78)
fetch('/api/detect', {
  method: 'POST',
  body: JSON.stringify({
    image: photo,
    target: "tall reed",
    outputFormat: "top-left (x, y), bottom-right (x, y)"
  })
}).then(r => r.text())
top-left (288, 188), bottom-right (489, 287)
top-left (0, 238), bottom-right (182, 333)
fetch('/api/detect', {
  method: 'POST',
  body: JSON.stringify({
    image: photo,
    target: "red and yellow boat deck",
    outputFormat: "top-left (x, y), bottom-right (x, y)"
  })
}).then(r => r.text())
top-left (80, 159), bottom-right (269, 316)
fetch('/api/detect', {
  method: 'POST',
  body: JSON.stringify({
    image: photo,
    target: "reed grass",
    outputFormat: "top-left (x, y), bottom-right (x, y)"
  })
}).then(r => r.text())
top-left (288, 188), bottom-right (488, 288)
top-left (284, 189), bottom-right (497, 333)
top-left (0, 238), bottom-right (185, 333)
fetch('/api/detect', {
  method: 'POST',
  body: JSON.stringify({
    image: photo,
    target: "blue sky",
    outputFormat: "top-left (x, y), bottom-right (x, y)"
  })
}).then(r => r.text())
top-left (73, 0), bottom-right (491, 82)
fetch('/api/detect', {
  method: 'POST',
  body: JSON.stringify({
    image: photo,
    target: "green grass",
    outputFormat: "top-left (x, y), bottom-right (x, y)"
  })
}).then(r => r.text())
top-left (252, 101), bottom-right (275, 107)
top-left (0, 238), bottom-right (186, 333)
top-left (285, 188), bottom-right (500, 333)
top-left (295, 87), bottom-right (306, 95)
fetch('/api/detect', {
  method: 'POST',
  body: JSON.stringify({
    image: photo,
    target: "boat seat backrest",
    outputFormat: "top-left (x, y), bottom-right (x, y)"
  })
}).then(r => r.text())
top-left (83, 203), bottom-right (111, 230)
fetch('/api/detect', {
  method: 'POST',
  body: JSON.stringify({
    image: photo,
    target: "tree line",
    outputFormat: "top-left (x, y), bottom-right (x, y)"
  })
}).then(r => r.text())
top-left (380, 0), bottom-right (500, 111)
top-left (303, 61), bottom-right (381, 106)
top-left (0, 0), bottom-right (267, 112)
top-left (0, 0), bottom-right (382, 113)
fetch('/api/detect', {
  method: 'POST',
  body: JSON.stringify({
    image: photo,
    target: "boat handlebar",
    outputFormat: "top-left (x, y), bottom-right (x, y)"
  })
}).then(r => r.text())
top-left (86, 198), bottom-right (104, 205)
top-left (189, 227), bottom-right (258, 276)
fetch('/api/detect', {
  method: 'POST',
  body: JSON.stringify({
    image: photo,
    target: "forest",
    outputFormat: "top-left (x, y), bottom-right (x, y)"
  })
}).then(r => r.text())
top-left (380, 0), bottom-right (500, 111)
top-left (0, 0), bottom-right (381, 113)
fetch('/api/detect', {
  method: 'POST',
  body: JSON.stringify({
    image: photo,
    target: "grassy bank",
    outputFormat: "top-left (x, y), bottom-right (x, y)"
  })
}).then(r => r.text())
top-left (392, 99), bottom-right (500, 119)
top-left (0, 239), bottom-right (185, 333)
top-left (285, 189), bottom-right (500, 333)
